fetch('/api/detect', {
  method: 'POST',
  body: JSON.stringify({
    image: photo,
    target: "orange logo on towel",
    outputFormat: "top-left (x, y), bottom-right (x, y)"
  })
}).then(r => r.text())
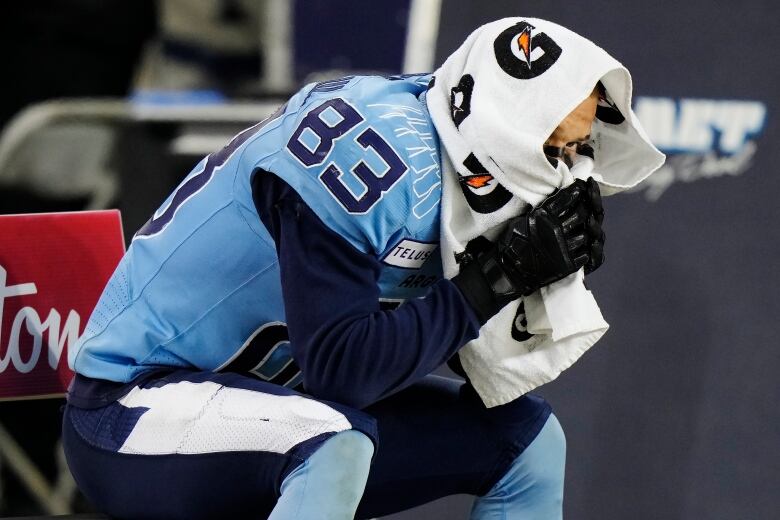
top-left (463, 174), bottom-right (494, 189)
top-left (457, 154), bottom-right (514, 214)
top-left (517, 26), bottom-right (532, 66)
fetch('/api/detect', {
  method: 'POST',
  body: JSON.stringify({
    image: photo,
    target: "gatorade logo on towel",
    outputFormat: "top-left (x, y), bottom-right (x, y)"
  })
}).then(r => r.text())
top-left (493, 21), bottom-right (563, 80)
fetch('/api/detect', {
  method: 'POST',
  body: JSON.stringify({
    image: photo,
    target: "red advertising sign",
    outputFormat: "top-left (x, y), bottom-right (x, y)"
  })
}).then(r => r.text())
top-left (0, 210), bottom-right (124, 400)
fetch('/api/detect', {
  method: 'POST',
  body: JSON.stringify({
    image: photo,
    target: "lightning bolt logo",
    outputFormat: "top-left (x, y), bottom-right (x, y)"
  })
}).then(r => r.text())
top-left (460, 174), bottom-right (494, 189)
top-left (517, 25), bottom-right (532, 66)
top-left (457, 154), bottom-right (513, 213)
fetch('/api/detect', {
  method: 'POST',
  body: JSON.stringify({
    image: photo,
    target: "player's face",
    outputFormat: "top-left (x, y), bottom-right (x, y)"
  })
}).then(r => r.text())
top-left (543, 88), bottom-right (599, 168)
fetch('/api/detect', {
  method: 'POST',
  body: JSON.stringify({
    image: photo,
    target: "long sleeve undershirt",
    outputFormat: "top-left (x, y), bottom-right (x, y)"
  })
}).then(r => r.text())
top-left (253, 172), bottom-right (481, 409)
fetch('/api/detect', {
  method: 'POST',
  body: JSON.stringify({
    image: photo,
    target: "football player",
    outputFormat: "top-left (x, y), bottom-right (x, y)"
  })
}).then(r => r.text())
top-left (62, 18), bottom-right (653, 519)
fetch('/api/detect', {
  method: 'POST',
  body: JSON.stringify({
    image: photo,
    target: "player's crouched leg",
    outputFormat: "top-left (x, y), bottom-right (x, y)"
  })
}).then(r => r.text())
top-left (270, 430), bottom-right (374, 519)
top-left (62, 370), bottom-right (377, 520)
top-left (470, 413), bottom-right (566, 520)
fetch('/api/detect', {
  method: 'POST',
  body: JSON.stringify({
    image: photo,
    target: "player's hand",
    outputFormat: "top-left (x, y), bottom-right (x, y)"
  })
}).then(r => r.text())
top-left (582, 177), bottom-right (605, 274)
top-left (499, 177), bottom-right (605, 293)
top-left (452, 178), bottom-right (605, 324)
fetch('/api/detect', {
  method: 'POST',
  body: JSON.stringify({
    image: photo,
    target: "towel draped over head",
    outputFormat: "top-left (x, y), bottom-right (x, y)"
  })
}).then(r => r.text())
top-left (426, 17), bottom-right (665, 407)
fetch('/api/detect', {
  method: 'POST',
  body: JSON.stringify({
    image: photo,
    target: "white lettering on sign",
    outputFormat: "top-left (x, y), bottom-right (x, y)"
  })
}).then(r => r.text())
top-left (0, 265), bottom-right (81, 374)
top-left (629, 141), bottom-right (757, 202)
top-left (382, 239), bottom-right (438, 269)
top-left (634, 97), bottom-right (766, 154)
top-left (630, 97), bottom-right (767, 201)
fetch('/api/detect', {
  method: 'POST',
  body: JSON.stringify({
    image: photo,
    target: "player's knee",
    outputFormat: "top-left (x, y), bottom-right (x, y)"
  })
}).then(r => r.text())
top-left (325, 429), bottom-right (374, 471)
top-left (541, 413), bottom-right (567, 462)
top-left (473, 415), bottom-right (566, 518)
top-left (316, 430), bottom-right (374, 502)
top-left (521, 413), bottom-right (566, 495)
top-left (490, 414), bottom-right (566, 500)
top-left (273, 430), bottom-right (374, 518)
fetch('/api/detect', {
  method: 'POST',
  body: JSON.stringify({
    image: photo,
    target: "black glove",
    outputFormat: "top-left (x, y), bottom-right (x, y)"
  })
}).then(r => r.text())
top-left (453, 178), bottom-right (605, 324)
top-left (501, 176), bottom-right (605, 286)
top-left (581, 177), bottom-right (605, 274)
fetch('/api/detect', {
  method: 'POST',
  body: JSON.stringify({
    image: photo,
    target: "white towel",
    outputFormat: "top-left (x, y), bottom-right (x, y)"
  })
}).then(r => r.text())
top-left (426, 18), bottom-right (665, 407)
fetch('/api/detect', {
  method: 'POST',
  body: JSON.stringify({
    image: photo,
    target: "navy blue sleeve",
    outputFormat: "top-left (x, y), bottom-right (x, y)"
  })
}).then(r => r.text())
top-left (253, 171), bottom-right (481, 409)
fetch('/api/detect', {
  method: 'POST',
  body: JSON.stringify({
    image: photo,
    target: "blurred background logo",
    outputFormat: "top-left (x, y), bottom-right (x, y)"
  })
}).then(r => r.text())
top-left (632, 97), bottom-right (767, 200)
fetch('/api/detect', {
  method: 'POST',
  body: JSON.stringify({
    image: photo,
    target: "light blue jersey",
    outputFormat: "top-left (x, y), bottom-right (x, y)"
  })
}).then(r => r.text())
top-left (70, 74), bottom-right (445, 385)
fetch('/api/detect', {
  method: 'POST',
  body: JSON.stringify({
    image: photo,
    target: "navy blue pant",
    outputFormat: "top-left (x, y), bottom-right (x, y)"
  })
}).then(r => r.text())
top-left (63, 372), bottom-right (550, 519)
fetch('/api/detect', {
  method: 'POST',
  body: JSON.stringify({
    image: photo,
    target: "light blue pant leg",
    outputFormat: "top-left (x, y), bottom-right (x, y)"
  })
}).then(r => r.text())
top-left (269, 430), bottom-right (374, 520)
top-left (470, 414), bottom-right (566, 520)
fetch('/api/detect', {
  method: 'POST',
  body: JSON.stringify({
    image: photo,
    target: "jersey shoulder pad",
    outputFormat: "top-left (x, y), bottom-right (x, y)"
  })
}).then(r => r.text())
top-left (258, 75), bottom-right (442, 256)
